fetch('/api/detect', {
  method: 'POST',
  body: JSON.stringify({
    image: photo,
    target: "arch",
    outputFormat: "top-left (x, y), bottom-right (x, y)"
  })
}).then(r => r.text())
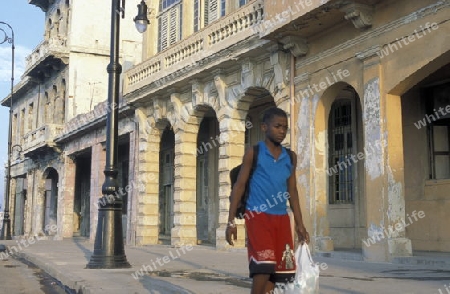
top-left (313, 82), bottom-right (365, 250)
top-left (244, 88), bottom-right (277, 147)
top-left (389, 51), bottom-right (450, 97)
top-left (196, 107), bottom-right (220, 245)
top-left (158, 125), bottom-right (175, 243)
top-left (42, 167), bottom-right (59, 235)
top-left (396, 52), bottom-right (450, 252)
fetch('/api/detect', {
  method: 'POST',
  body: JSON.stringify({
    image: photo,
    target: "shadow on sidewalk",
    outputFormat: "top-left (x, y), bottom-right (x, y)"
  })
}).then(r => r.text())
top-left (72, 237), bottom-right (92, 262)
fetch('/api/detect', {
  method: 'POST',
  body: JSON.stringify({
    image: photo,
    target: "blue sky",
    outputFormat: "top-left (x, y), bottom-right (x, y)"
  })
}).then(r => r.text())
top-left (0, 1), bottom-right (44, 209)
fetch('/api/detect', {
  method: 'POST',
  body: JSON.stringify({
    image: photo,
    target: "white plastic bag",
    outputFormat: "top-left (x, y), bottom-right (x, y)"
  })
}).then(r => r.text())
top-left (284, 244), bottom-right (319, 294)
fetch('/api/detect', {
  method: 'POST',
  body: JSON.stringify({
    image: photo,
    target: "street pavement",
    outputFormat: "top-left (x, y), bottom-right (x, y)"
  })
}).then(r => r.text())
top-left (0, 238), bottom-right (449, 294)
top-left (0, 248), bottom-right (67, 293)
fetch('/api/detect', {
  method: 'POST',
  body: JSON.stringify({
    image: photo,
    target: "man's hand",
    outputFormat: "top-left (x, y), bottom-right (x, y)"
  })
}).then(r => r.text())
top-left (226, 223), bottom-right (237, 246)
top-left (297, 226), bottom-right (310, 244)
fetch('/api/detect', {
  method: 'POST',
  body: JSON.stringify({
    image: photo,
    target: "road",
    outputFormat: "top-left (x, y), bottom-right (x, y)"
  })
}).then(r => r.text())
top-left (0, 247), bottom-right (70, 294)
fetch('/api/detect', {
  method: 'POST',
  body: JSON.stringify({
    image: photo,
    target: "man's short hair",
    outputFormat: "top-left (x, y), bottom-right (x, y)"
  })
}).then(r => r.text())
top-left (262, 107), bottom-right (288, 124)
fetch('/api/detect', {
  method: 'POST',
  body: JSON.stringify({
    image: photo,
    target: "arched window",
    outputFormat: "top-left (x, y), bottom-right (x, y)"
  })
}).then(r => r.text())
top-left (158, 0), bottom-right (183, 52)
top-left (328, 99), bottom-right (356, 204)
top-left (47, 19), bottom-right (52, 38)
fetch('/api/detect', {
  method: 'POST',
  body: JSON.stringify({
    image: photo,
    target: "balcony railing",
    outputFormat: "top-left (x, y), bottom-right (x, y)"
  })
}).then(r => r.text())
top-left (25, 37), bottom-right (68, 72)
top-left (22, 124), bottom-right (64, 152)
top-left (124, 0), bottom-right (263, 96)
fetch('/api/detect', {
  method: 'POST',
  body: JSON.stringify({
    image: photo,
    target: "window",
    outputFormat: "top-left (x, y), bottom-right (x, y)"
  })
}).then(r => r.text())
top-left (28, 103), bottom-right (34, 131)
top-left (425, 82), bottom-right (450, 179)
top-left (20, 108), bottom-right (25, 139)
top-left (158, 0), bottom-right (182, 52)
top-left (239, 0), bottom-right (248, 7)
top-left (160, 0), bottom-right (180, 10)
top-left (194, 0), bottom-right (200, 32)
top-left (328, 99), bottom-right (355, 204)
top-left (204, 0), bottom-right (226, 26)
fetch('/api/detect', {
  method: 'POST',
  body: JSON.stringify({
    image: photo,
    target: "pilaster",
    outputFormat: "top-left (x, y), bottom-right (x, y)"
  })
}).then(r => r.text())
top-left (171, 125), bottom-right (197, 246)
top-left (216, 117), bottom-right (247, 249)
top-left (134, 107), bottom-right (160, 245)
top-left (89, 143), bottom-right (106, 242)
top-left (357, 47), bottom-right (412, 261)
top-left (61, 156), bottom-right (76, 238)
top-left (296, 74), bottom-right (333, 253)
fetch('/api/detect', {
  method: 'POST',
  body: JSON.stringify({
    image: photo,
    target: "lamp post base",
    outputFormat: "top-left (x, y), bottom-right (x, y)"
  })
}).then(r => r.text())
top-left (86, 254), bottom-right (131, 269)
top-left (1, 218), bottom-right (12, 240)
top-left (86, 197), bottom-right (131, 269)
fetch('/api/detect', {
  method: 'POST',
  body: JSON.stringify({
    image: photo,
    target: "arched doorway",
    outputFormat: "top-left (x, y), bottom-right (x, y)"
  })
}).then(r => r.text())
top-left (315, 83), bottom-right (365, 250)
top-left (44, 168), bottom-right (58, 235)
top-left (13, 177), bottom-right (27, 236)
top-left (73, 153), bottom-right (91, 237)
top-left (196, 108), bottom-right (220, 245)
top-left (159, 125), bottom-right (175, 243)
top-left (399, 58), bottom-right (450, 252)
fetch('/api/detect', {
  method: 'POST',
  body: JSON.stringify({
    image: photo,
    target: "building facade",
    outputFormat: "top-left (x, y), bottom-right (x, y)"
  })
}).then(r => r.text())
top-left (3, 0), bottom-right (449, 262)
top-left (2, 0), bottom-right (142, 240)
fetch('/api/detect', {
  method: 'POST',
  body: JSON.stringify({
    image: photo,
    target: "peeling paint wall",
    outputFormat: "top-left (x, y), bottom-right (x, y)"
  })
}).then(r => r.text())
top-left (363, 78), bottom-right (384, 180)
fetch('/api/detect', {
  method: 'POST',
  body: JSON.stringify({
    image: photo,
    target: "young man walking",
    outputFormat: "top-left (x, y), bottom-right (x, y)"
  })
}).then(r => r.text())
top-left (226, 107), bottom-right (310, 294)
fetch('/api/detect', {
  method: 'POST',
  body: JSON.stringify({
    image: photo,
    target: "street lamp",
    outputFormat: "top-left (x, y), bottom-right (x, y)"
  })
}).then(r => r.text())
top-left (0, 21), bottom-right (14, 241)
top-left (86, 0), bottom-right (149, 269)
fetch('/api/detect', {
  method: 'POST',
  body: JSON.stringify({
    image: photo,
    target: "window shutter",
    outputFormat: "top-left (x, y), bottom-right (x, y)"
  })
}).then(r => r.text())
top-left (194, 0), bottom-right (200, 32)
top-left (205, 0), bottom-right (218, 25)
top-left (160, 13), bottom-right (168, 50)
top-left (169, 8), bottom-right (177, 45)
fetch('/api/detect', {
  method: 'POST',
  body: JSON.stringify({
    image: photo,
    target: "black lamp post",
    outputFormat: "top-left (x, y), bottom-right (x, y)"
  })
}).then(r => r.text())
top-left (86, 0), bottom-right (148, 269)
top-left (0, 21), bottom-right (14, 241)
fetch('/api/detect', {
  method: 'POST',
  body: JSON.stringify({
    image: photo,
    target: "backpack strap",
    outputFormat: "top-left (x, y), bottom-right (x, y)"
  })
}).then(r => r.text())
top-left (285, 147), bottom-right (294, 164)
top-left (251, 144), bottom-right (259, 172)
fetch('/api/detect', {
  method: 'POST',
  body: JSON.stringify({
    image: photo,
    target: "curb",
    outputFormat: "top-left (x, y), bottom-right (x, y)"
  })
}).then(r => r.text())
top-left (18, 251), bottom-right (89, 293)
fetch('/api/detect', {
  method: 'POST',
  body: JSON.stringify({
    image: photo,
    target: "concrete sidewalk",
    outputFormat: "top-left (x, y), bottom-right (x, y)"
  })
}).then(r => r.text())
top-left (1, 238), bottom-right (449, 294)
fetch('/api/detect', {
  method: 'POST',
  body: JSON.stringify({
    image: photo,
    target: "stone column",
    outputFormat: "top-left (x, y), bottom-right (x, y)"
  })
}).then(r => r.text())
top-left (357, 47), bottom-right (412, 261)
top-left (9, 178), bottom-right (17, 235)
top-left (216, 116), bottom-right (246, 249)
top-left (134, 108), bottom-right (160, 245)
top-left (171, 123), bottom-right (198, 246)
top-left (89, 143), bottom-right (106, 241)
top-left (33, 169), bottom-right (45, 236)
top-left (24, 173), bottom-right (33, 236)
top-left (61, 155), bottom-right (76, 238)
top-left (126, 129), bottom-right (138, 245)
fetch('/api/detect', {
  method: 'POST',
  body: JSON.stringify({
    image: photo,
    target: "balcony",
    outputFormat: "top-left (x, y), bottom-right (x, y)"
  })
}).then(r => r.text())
top-left (124, 0), bottom-right (264, 100)
top-left (29, 0), bottom-right (51, 12)
top-left (23, 124), bottom-right (64, 158)
top-left (23, 37), bottom-right (69, 80)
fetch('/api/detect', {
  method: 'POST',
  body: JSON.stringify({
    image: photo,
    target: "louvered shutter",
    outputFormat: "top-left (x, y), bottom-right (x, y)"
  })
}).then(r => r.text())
top-left (205, 0), bottom-right (218, 25)
top-left (159, 13), bottom-right (168, 51)
top-left (169, 7), bottom-right (178, 46)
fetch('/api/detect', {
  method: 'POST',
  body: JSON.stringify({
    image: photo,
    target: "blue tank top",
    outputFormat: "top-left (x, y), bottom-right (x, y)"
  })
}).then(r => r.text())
top-left (246, 141), bottom-right (293, 215)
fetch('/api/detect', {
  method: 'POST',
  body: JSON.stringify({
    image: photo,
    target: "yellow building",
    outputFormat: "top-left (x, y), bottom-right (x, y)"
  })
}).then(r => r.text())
top-left (123, 0), bottom-right (450, 261)
top-left (4, 0), bottom-right (449, 262)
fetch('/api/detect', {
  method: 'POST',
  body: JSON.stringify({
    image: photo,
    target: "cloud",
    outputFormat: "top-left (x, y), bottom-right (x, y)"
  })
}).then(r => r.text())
top-left (0, 45), bottom-right (32, 83)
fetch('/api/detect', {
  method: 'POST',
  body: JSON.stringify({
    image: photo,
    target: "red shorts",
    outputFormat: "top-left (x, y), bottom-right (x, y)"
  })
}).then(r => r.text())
top-left (245, 210), bottom-right (295, 283)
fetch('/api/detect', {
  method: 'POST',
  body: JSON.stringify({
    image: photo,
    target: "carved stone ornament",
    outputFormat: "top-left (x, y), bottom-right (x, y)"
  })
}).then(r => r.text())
top-left (341, 3), bottom-right (374, 30)
top-left (279, 36), bottom-right (309, 58)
